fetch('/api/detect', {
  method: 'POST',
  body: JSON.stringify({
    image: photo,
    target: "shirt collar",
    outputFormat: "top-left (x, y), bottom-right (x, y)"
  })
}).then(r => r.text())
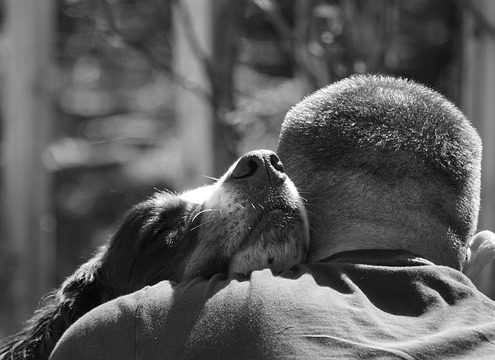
top-left (320, 249), bottom-right (435, 267)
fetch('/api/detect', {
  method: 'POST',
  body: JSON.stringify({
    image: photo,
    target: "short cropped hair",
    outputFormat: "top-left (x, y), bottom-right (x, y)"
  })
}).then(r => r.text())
top-left (277, 75), bottom-right (482, 253)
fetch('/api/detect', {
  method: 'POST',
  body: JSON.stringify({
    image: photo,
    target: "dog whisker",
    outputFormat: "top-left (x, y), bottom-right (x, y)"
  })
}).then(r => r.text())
top-left (191, 208), bottom-right (218, 223)
top-left (201, 175), bottom-right (219, 182)
top-left (190, 219), bottom-right (218, 232)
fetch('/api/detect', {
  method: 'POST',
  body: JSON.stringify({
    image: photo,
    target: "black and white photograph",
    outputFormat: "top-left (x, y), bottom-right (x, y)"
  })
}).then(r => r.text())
top-left (1, 1), bottom-right (495, 359)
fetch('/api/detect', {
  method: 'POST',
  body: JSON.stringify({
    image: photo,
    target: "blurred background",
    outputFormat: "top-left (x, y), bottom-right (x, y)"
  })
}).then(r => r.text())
top-left (1, 0), bottom-right (494, 336)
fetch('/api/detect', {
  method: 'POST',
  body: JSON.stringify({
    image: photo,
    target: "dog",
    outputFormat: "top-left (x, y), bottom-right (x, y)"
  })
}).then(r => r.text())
top-left (0, 149), bottom-right (309, 360)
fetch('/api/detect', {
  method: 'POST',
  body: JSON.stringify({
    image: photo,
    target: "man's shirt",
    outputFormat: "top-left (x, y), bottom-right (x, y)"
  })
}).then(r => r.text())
top-left (50, 250), bottom-right (495, 359)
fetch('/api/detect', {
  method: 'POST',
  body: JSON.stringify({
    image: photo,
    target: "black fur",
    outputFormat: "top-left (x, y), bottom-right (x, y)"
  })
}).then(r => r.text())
top-left (0, 193), bottom-right (198, 360)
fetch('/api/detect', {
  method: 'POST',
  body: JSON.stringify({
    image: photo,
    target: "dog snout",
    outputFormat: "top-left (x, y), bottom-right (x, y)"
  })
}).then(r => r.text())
top-left (229, 150), bottom-right (285, 186)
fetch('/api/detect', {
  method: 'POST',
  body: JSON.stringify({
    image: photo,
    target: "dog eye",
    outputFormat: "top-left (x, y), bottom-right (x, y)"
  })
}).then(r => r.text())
top-left (136, 192), bottom-right (193, 251)
top-left (151, 221), bottom-right (181, 246)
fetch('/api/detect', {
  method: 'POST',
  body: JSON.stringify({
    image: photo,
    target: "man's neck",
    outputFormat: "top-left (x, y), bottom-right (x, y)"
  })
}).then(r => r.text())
top-left (306, 219), bottom-right (459, 268)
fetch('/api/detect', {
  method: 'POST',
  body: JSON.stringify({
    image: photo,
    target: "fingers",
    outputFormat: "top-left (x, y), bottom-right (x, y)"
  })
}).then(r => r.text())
top-left (463, 230), bottom-right (495, 287)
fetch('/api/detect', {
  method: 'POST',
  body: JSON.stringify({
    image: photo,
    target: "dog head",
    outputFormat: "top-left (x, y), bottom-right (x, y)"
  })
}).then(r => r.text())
top-left (101, 149), bottom-right (309, 291)
top-left (181, 149), bottom-right (309, 279)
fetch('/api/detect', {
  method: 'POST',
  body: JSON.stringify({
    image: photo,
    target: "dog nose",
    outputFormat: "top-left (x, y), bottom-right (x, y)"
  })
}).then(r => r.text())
top-left (229, 150), bottom-right (285, 185)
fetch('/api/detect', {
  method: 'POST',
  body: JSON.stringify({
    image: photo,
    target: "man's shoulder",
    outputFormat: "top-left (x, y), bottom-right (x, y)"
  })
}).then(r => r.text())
top-left (49, 281), bottom-right (177, 360)
top-left (50, 259), bottom-right (495, 360)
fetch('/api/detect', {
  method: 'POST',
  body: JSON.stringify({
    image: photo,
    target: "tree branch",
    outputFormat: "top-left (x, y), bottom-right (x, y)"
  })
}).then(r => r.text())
top-left (251, 0), bottom-right (322, 88)
top-left (251, 0), bottom-right (294, 55)
top-left (97, 0), bottom-right (213, 102)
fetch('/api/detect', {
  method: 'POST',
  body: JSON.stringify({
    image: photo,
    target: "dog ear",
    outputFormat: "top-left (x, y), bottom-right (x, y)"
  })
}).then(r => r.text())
top-left (0, 192), bottom-right (194, 360)
top-left (463, 230), bottom-right (495, 290)
top-left (101, 192), bottom-right (194, 292)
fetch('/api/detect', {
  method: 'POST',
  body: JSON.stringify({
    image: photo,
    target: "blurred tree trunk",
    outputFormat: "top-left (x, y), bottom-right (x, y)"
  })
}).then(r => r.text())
top-left (3, 0), bottom-right (56, 330)
top-left (174, 0), bottom-right (215, 188)
top-left (173, 0), bottom-right (242, 189)
top-left (210, 0), bottom-right (244, 177)
top-left (461, 0), bottom-right (495, 298)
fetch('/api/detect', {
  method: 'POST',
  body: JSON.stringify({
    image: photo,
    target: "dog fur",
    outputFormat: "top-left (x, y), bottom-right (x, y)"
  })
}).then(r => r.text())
top-left (0, 150), bottom-right (309, 360)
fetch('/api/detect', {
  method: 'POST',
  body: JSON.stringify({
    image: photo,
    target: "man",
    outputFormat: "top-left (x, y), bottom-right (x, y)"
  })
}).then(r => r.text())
top-left (50, 75), bottom-right (495, 359)
top-left (278, 74), bottom-right (483, 270)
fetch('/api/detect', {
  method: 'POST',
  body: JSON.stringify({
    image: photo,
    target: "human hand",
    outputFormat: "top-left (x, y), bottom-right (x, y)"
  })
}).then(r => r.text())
top-left (463, 230), bottom-right (495, 291)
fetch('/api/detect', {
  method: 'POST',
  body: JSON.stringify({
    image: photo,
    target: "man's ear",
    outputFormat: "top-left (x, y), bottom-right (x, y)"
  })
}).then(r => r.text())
top-left (463, 230), bottom-right (495, 289)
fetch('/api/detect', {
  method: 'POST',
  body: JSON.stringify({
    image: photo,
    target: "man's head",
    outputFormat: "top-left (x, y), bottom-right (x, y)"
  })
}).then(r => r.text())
top-left (277, 74), bottom-right (482, 268)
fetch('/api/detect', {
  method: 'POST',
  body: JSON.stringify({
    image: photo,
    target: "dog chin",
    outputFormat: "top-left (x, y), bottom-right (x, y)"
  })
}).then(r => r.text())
top-left (228, 210), bottom-right (308, 276)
